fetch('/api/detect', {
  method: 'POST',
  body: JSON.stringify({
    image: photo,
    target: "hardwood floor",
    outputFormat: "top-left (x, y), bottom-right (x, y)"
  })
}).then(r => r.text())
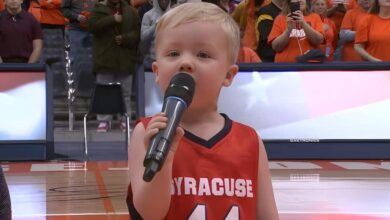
top-left (2, 160), bottom-right (390, 220)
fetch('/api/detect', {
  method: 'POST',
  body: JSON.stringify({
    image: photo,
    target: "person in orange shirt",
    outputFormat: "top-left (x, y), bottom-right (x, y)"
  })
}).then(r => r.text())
top-left (326, 0), bottom-right (357, 34)
top-left (39, 0), bottom-right (67, 33)
top-left (268, 0), bottom-right (324, 62)
top-left (311, 0), bottom-right (337, 60)
top-left (354, 0), bottom-right (390, 61)
top-left (238, 45), bottom-right (262, 62)
top-left (28, 0), bottom-right (41, 21)
top-left (232, 0), bottom-right (270, 50)
top-left (238, 29), bottom-right (262, 63)
top-left (336, 0), bottom-right (371, 61)
top-left (0, 0), bottom-right (4, 10)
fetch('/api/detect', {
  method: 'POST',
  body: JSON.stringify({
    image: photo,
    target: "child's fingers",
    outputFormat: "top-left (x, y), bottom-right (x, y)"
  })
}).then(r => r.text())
top-left (146, 120), bottom-right (167, 132)
top-left (169, 126), bottom-right (185, 153)
top-left (146, 113), bottom-right (167, 130)
top-left (149, 112), bottom-right (166, 121)
top-left (143, 112), bottom-right (184, 155)
top-left (144, 112), bottom-right (168, 149)
top-left (144, 127), bottom-right (161, 144)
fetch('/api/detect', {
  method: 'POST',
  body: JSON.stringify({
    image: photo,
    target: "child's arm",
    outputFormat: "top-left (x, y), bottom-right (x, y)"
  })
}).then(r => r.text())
top-left (256, 138), bottom-right (279, 220)
top-left (128, 113), bottom-right (184, 220)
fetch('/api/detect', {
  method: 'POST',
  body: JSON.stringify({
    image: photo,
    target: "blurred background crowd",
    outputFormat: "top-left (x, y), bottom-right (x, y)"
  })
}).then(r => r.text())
top-left (0, 0), bottom-right (389, 131)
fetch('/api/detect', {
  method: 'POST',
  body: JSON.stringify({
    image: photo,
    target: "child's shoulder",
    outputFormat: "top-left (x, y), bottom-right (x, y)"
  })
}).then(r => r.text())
top-left (231, 120), bottom-right (258, 136)
top-left (222, 114), bottom-right (258, 138)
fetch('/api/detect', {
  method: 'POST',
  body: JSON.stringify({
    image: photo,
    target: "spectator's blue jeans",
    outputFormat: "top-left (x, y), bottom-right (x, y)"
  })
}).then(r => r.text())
top-left (68, 30), bottom-right (93, 57)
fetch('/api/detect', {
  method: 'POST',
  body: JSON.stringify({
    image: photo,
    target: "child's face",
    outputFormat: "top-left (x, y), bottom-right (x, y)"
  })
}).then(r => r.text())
top-left (153, 21), bottom-right (238, 109)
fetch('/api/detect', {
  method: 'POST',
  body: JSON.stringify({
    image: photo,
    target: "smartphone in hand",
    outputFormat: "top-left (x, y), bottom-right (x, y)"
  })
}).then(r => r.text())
top-left (289, 2), bottom-right (300, 19)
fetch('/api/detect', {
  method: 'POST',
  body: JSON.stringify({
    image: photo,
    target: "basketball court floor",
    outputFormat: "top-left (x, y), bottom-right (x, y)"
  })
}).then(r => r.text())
top-left (2, 160), bottom-right (390, 220)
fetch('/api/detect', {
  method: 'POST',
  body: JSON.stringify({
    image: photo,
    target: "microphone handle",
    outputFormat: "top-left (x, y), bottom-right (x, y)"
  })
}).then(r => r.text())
top-left (143, 97), bottom-right (187, 182)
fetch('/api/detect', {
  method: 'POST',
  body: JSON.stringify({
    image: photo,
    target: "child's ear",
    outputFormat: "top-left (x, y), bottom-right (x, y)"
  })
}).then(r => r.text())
top-left (222, 64), bottom-right (238, 87)
top-left (152, 61), bottom-right (159, 83)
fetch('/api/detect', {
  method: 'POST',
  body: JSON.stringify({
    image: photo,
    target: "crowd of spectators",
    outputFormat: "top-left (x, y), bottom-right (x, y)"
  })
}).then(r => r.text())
top-left (0, 0), bottom-right (390, 130)
top-left (1, 0), bottom-right (389, 64)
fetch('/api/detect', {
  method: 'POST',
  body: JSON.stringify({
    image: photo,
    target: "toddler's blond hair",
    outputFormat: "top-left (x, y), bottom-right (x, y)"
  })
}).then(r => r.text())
top-left (155, 2), bottom-right (240, 64)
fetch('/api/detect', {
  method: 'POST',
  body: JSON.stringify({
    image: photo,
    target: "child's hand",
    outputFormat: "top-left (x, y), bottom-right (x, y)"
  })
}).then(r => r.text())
top-left (144, 113), bottom-right (185, 155)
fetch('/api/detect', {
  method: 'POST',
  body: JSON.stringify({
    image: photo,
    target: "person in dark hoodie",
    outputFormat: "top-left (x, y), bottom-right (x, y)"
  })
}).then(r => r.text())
top-left (88, 0), bottom-right (140, 132)
top-left (138, 0), bottom-right (170, 66)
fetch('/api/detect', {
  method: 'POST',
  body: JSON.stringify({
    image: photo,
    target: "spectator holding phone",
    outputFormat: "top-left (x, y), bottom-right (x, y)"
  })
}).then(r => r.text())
top-left (268, 0), bottom-right (324, 62)
top-left (354, 0), bottom-right (390, 61)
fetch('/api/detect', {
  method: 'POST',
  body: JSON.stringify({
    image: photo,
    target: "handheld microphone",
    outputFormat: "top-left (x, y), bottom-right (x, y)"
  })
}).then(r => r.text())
top-left (143, 72), bottom-right (195, 182)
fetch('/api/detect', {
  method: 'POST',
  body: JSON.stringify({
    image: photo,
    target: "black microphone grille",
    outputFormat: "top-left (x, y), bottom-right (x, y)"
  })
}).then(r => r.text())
top-left (164, 72), bottom-right (195, 106)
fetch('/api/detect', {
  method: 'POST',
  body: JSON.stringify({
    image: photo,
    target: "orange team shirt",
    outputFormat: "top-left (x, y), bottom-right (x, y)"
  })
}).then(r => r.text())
top-left (233, 0), bottom-right (271, 50)
top-left (238, 46), bottom-right (262, 63)
top-left (28, 1), bottom-right (41, 22)
top-left (127, 115), bottom-right (259, 219)
top-left (319, 17), bottom-right (337, 61)
top-left (0, 0), bottom-right (4, 11)
top-left (355, 15), bottom-right (390, 61)
top-left (340, 7), bottom-right (368, 61)
top-left (39, 0), bottom-right (66, 25)
top-left (327, 0), bottom-right (357, 33)
top-left (268, 13), bottom-right (324, 63)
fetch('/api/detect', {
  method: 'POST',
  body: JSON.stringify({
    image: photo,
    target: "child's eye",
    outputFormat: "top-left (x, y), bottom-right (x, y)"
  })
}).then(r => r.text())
top-left (167, 51), bottom-right (179, 57)
top-left (197, 51), bottom-right (210, 59)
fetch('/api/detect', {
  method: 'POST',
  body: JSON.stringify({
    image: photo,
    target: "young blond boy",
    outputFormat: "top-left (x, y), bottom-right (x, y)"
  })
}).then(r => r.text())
top-left (127, 2), bottom-right (279, 219)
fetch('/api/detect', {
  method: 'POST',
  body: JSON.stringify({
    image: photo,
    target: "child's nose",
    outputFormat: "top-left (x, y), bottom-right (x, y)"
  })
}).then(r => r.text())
top-left (179, 58), bottom-right (194, 73)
